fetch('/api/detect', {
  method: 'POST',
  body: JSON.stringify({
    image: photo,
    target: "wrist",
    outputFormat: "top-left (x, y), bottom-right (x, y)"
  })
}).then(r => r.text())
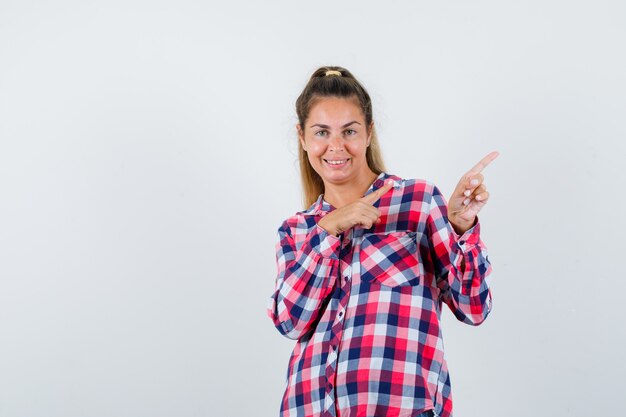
top-left (449, 216), bottom-right (476, 235)
top-left (318, 216), bottom-right (340, 237)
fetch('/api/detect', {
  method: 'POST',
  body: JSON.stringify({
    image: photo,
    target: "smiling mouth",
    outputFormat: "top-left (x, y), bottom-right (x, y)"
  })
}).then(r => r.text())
top-left (324, 158), bottom-right (350, 165)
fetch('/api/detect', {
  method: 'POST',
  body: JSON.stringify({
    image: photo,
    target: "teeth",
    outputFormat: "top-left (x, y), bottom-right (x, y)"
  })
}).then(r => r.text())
top-left (326, 159), bottom-right (348, 165)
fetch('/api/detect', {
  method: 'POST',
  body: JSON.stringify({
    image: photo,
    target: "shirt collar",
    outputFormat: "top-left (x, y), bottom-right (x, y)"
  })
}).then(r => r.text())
top-left (303, 172), bottom-right (402, 216)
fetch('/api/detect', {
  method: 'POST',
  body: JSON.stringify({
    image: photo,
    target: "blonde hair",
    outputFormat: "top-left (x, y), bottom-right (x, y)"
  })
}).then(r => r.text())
top-left (295, 66), bottom-right (386, 208)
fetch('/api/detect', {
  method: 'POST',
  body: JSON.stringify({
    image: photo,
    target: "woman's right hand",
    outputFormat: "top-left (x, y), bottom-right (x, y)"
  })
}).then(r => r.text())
top-left (318, 181), bottom-right (394, 236)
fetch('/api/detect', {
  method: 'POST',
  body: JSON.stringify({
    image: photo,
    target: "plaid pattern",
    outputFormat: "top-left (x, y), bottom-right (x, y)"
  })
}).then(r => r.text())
top-left (267, 173), bottom-right (493, 417)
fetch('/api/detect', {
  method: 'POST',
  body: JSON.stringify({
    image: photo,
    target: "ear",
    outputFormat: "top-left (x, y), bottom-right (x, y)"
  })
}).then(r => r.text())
top-left (297, 124), bottom-right (306, 150)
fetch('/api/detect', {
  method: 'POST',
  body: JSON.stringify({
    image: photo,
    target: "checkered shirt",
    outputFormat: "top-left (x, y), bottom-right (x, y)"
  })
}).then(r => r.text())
top-left (267, 172), bottom-right (493, 417)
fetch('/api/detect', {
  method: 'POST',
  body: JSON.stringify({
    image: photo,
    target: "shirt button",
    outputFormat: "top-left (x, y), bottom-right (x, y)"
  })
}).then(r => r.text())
top-left (338, 311), bottom-right (344, 318)
top-left (459, 240), bottom-right (466, 245)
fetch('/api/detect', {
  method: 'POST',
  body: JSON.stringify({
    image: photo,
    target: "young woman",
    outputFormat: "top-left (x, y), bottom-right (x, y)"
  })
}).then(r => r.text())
top-left (267, 66), bottom-right (498, 417)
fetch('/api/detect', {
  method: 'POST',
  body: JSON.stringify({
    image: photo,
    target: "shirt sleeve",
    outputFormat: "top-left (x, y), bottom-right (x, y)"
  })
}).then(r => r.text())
top-left (266, 219), bottom-right (341, 340)
top-left (426, 183), bottom-right (493, 325)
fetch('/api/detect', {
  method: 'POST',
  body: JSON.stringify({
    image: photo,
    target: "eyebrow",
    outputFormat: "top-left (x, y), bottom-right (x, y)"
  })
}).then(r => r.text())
top-left (309, 121), bottom-right (362, 129)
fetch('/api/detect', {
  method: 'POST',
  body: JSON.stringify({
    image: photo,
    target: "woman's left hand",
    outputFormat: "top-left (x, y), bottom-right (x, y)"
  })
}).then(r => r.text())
top-left (447, 151), bottom-right (499, 234)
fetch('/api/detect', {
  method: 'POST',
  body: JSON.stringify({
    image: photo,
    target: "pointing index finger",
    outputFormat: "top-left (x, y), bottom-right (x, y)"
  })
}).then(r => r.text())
top-left (466, 151), bottom-right (499, 176)
top-left (362, 181), bottom-right (394, 205)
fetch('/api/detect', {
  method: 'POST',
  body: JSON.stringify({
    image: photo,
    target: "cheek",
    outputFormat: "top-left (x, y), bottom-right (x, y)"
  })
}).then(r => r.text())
top-left (346, 141), bottom-right (367, 157)
top-left (307, 152), bottom-right (319, 166)
top-left (305, 141), bottom-right (326, 157)
top-left (304, 146), bottom-right (322, 166)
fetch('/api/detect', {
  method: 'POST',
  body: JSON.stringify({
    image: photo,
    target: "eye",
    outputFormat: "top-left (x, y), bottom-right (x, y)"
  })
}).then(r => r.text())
top-left (344, 129), bottom-right (357, 136)
top-left (314, 130), bottom-right (328, 137)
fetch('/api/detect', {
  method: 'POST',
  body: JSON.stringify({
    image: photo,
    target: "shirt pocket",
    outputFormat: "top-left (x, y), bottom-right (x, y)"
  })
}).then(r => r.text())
top-left (359, 231), bottom-right (421, 287)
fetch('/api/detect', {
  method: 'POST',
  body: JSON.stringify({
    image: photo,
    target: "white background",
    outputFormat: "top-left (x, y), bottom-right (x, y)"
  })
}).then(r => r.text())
top-left (1, 1), bottom-right (624, 416)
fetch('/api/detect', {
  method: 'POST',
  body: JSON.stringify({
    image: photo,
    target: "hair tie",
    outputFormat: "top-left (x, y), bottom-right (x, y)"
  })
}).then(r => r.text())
top-left (325, 70), bottom-right (342, 77)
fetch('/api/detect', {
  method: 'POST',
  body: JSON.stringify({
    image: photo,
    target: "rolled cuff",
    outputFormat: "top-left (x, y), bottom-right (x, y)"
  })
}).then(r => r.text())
top-left (308, 223), bottom-right (341, 259)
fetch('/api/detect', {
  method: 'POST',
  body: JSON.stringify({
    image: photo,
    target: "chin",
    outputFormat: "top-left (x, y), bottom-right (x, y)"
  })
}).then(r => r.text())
top-left (321, 171), bottom-right (354, 184)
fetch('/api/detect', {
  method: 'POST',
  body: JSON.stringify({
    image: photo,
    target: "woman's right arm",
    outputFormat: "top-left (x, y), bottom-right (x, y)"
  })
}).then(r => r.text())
top-left (266, 218), bottom-right (341, 340)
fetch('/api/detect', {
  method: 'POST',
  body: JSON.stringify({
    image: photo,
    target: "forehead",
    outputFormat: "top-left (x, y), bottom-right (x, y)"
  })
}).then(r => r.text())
top-left (307, 96), bottom-right (365, 126)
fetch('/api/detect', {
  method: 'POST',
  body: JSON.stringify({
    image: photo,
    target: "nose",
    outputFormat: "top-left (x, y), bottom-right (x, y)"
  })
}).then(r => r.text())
top-left (328, 133), bottom-right (345, 152)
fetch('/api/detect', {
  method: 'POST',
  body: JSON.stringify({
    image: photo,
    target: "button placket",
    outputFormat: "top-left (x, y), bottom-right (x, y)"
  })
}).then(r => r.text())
top-left (324, 227), bottom-right (354, 413)
top-left (342, 264), bottom-right (352, 282)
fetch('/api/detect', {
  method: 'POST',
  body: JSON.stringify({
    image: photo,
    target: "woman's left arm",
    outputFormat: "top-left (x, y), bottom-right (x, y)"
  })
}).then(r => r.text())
top-left (427, 152), bottom-right (498, 326)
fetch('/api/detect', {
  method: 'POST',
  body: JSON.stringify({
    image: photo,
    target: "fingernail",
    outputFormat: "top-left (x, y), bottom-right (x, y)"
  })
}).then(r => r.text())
top-left (464, 190), bottom-right (471, 197)
top-left (471, 179), bottom-right (479, 186)
top-left (476, 195), bottom-right (482, 201)
top-left (463, 198), bottom-right (470, 205)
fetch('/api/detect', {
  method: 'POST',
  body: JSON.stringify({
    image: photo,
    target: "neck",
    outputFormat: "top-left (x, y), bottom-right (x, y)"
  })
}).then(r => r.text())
top-left (323, 170), bottom-right (380, 209)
